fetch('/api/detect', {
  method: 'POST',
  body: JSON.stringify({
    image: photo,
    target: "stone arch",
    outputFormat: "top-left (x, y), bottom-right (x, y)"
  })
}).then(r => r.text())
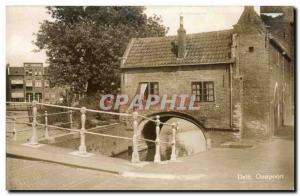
top-left (136, 111), bottom-right (207, 161)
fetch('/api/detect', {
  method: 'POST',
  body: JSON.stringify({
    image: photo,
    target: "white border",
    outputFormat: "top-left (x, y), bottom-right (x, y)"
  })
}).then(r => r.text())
top-left (1, 0), bottom-right (298, 195)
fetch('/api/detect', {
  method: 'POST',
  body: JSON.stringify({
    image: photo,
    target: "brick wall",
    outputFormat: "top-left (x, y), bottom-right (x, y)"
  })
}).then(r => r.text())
top-left (269, 43), bottom-right (294, 129)
top-left (236, 32), bottom-right (271, 138)
top-left (121, 64), bottom-right (231, 129)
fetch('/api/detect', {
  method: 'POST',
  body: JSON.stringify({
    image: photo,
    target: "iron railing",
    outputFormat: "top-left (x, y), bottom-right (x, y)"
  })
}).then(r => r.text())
top-left (6, 101), bottom-right (179, 163)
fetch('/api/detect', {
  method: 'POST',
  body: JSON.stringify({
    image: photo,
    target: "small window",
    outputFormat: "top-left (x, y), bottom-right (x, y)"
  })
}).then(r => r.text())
top-left (26, 69), bottom-right (32, 76)
top-left (150, 82), bottom-right (159, 95)
top-left (44, 80), bottom-right (50, 87)
top-left (249, 47), bottom-right (254, 52)
top-left (35, 80), bottom-right (42, 88)
top-left (26, 93), bottom-right (33, 102)
top-left (138, 82), bottom-right (159, 100)
top-left (191, 81), bottom-right (214, 102)
top-left (35, 93), bottom-right (43, 102)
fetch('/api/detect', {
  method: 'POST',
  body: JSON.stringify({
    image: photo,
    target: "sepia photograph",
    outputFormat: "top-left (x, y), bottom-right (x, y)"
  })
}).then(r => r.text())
top-left (5, 3), bottom-right (295, 191)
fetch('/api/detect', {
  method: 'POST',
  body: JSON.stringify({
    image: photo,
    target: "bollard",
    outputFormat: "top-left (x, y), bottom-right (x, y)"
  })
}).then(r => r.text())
top-left (30, 101), bottom-right (38, 145)
top-left (44, 111), bottom-right (49, 139)
top-left (69, 110), bottom-right (73, 129)
top-left (13, 116), bottom-right (17, 141)
top-left (131, 111), bottom-right (140, 163)
top-left (154, 115), bottom-right (161, 163)
top-left (78, 107), bottom-right (87, 154)
top-left (170, 123), bottom-right (177, 161)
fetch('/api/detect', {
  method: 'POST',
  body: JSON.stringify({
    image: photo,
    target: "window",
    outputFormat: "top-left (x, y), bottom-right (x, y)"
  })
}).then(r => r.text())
top-left (149, 82), bottom-right (159, 95)
top-left (26, 80), bottom-right (32, 86)
top-left (11, 98), bottom-right (24, 102)
top-left (138, 82), bottom-right (159, 100)
top-left (35, 93), bottom-right (43, 102)
top-left (25, 80), bottom-right (33, 91)
top-left (11, 84), bottom-right (23, 90)
top-left (44, 80), bottom-right (50, 87)
top-left (26, 93), bottom-right (33, 102)
top-left (11, 79), bottom-right (24, 85)
top-left (191, 81), bottom-right (214, 102)
top-left (25, 69), bottom-right (32, 76)
top-left (35, 80), bottom-right (42, 88)
top-left (249, 46), bottom-right (254, 52)
top-left (11, 92), bottom-right (24, 98)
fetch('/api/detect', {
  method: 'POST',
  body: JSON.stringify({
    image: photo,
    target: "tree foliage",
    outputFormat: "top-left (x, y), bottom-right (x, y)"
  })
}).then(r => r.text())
top-left (35, 6), bottom-right (168, 94)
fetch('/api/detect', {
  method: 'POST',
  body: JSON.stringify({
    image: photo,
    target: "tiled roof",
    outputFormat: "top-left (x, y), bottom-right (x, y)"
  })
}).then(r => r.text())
top-left (122, 29), bottom-right (234, 68)
top-left (9, 67), bottom-right (24, 75)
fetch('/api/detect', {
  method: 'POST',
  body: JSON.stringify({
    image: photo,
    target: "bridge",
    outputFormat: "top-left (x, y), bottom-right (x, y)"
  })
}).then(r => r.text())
top-left (6, 101), bottom-right (181, 164)
top-left (6, 101), bottom-right (294, 188)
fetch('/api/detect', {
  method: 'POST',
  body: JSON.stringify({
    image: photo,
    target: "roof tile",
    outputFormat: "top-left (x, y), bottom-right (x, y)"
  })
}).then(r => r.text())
top-left (123, 29), bottom-right (233, 68)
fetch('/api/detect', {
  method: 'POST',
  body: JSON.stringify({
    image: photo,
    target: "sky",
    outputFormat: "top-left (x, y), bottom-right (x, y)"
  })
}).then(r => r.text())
top-left (6, 6), bottom-right (260, 67)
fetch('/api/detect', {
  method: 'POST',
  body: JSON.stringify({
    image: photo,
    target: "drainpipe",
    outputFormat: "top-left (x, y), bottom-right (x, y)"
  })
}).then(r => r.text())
top-left (229, 63), bottom-right (233, 128)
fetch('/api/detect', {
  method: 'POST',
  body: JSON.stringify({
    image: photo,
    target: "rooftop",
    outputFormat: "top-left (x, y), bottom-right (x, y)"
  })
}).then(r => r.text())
top-left (122, 29), bottom-right (234, 69)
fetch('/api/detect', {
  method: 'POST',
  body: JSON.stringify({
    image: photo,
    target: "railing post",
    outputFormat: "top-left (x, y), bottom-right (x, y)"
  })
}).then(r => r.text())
top-left (13, 116), bottom-right (17, 141)
top-left (170, 123), bottom-right (177, 161)
top-left (30, 101), bottom-right (39, 145)
top-left (131, 111), bottom-right (140, 163)
top-left (154, 115), bottom-right (161, 163)
top-left (69, 110), bottom-right (73, 129)
top-left (78, 107), bottom-right (87, 154)
top-left (44, 111), bottom-right (49, 139)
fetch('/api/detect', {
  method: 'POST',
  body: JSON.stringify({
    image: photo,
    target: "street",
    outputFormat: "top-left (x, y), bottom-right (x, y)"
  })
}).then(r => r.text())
top-left (7, 129), bottom-right (294, 190)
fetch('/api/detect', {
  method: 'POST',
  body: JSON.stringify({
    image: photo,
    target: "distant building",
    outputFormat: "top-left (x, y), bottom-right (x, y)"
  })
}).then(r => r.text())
top-left (7, 62), bottom-right (65, 103)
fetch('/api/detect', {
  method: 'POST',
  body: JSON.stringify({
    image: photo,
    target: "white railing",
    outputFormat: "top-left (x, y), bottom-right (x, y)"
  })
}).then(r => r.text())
top-left (6, 101), bottom-right (179, 163)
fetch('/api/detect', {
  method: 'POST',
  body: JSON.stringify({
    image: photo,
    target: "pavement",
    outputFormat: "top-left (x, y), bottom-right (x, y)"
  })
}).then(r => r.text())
top-left (6, 132), bottom-right (294, 190)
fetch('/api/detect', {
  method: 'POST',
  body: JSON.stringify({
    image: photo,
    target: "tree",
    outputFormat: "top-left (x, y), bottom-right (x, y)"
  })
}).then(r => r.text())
top-left (34, 6), bottom-right (168, 95)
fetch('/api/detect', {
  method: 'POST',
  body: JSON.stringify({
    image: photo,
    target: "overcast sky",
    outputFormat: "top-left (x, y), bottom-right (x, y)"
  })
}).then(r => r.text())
top-left (6, 6), bottom-right (259, 67)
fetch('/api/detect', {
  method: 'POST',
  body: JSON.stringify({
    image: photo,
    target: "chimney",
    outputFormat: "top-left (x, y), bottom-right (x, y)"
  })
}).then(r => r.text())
top-left (177, 16), bottom-right (186, 58)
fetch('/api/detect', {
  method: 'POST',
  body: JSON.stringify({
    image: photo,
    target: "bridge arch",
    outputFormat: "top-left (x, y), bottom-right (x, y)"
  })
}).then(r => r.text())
top-left (137, 111), bottom-right (207, 161)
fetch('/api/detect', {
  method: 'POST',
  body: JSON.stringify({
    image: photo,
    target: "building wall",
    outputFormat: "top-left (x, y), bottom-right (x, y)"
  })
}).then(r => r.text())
top-left (24, 63), bottom-right (44, 102)
top-left (121, 64), bottom-right (232, 129)
top-left (268, 43), bottom-right (294, 131)
top-left (235, 32), bottom-right (272, 138)
top-left (7, 63), bottom-right (64, 104)
top-left (9, 75), bottom-right (25, 102)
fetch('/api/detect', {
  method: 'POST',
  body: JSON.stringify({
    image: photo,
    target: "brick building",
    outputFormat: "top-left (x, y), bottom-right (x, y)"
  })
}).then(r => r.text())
top-left (120, 6), bottom-right (294, 142)
top-left (7, 63), bottom-right (65, 104)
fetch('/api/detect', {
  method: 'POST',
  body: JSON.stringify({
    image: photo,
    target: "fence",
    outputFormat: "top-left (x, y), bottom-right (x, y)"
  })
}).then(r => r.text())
top-left (6, 101), bottom-right (179, 163)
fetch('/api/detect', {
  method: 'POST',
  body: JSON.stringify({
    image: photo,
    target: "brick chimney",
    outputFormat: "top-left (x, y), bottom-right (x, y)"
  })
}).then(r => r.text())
top-left (177, 16), bottom-right (186, 58)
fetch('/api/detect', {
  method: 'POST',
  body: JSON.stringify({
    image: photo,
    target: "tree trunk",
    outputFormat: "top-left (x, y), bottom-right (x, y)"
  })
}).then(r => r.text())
top-left (87, 80), bottom-right (99, 96)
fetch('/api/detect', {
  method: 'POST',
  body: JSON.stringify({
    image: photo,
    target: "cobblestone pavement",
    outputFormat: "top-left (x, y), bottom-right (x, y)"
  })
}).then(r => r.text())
top-left (6, 132), bottom-right (294, 190)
